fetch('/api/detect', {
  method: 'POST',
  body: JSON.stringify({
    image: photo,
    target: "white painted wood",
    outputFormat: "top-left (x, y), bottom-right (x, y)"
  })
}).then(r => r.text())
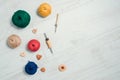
top-left (0, 0), bottom-right (120, 80)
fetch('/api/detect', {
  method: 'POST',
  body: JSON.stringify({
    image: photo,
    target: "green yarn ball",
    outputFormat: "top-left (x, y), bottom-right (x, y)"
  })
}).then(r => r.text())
top-left (12, 10), bottom-right (31, 28)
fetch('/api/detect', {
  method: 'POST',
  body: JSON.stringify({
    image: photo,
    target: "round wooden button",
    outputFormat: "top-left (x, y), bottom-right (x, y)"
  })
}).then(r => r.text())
top-left (58, 64), bottom-right (67, 72)
top-left (7, 34), bottom-right (21, 48)
top-left (40, 67), bottom-right (46, 72)
top-left (27, 39), bottom-right (40, 52)
top-left (37, 3), bottom-right (52, 18)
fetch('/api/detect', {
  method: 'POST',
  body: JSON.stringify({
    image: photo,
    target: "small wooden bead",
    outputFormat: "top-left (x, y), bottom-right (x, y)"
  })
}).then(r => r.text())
top-left (32, 28), bottom-right (37, 34)
top-left (20, 52), bottom-right (26, 57)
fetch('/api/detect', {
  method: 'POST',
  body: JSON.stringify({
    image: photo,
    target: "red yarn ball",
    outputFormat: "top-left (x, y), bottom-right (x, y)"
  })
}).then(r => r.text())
top-left (27, 39), bottom-right (40, 52)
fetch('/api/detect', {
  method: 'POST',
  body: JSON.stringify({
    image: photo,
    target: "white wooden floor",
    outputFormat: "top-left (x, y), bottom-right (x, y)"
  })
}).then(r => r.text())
top-left (0, 0), bottom-right (120, 80)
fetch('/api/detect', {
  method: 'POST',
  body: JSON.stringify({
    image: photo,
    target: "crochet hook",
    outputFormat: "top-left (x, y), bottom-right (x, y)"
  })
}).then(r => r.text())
top-left (55, 13), bottom-right (59, 33)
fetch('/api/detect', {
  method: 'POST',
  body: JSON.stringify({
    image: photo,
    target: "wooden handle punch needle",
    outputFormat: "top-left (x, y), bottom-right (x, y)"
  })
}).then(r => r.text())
top-left (44, 33), bottom-right (53, 54)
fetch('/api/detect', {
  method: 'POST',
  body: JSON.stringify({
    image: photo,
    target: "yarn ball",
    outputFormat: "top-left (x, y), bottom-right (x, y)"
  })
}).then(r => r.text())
top-left (25, 61), bottom-right (38, 75)
top-left (7, 34), bottom-right (21, 48)
top-left (12, 10), bottom-right (31, 28)
top-left (37, 3), bottom-right (52, 17)
top-left (27, 39), bottom-right (40, 52)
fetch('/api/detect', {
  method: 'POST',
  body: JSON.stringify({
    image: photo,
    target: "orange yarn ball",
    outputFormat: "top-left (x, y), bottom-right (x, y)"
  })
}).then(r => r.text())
top-left (37, 3), bottom-right (52, 18)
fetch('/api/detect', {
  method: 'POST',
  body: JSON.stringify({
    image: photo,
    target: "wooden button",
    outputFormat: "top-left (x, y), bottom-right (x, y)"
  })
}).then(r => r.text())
top-left (40, 67), bottom-right (46, 72)
top-left (7, 34), bottom-right (21, 48)
top-left (36, 54), bottom-right (42, 60)
top-left (58, 64), bottom-right (67, 72)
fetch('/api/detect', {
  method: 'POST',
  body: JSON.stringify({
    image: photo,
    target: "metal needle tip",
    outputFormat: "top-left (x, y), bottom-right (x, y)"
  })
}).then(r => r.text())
top-left (49, 48), bottom-right (53, 54)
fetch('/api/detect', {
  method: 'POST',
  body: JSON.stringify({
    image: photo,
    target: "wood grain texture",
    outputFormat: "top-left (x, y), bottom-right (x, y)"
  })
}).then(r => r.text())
top-left (0, 0), bottom-right (120, 80)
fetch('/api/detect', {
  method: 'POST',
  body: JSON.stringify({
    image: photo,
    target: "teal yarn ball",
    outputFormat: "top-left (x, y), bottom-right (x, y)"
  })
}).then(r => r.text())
top-left (12, 10), bottom-right (31, 28)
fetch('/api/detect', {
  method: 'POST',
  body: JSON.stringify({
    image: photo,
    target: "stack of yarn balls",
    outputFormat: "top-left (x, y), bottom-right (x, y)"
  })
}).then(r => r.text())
top-left (12, 3), bottom-right (51, 28)
top-left (11, 3), bottom-right (52, 75)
